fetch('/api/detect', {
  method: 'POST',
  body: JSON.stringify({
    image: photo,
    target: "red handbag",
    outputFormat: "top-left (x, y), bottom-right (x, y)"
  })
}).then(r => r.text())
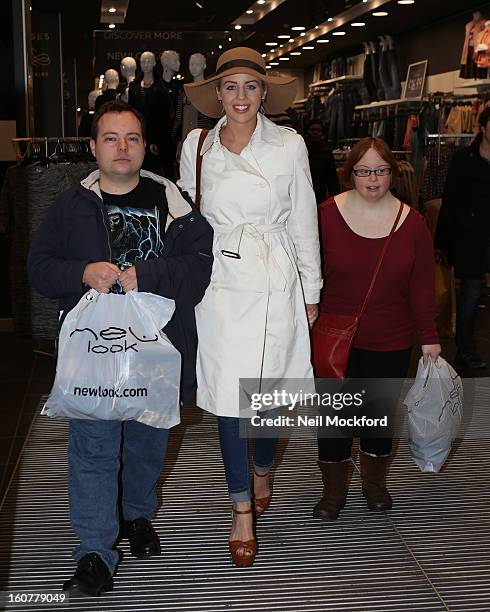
top-left (312, 202), bottom-right (404, 378)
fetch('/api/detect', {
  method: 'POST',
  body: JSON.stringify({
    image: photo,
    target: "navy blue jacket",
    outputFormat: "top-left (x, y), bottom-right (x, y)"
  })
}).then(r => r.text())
top-left (27, 170), bottom-right (213, 403)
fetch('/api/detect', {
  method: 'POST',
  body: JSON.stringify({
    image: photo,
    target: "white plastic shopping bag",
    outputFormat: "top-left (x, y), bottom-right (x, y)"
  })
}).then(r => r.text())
top-left (43, 289), bottom-right (182, 429)
top-left (403, 356), bottom-right (463, 473)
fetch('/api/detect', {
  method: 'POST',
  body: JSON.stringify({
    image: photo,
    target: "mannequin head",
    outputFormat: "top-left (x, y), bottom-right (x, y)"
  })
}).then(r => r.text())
top-left (161, 50), bottom-right (181, 78)
top-left (88, 89), bottom-right (102, 111)
top-left (189, 53), bottom-right (206, 81)
top-left (140, 51), bottom-right (156, 74)
top-left (104, 69), bottom-right (119, 90)
top-left (120, 57), bottom-right (137, 82)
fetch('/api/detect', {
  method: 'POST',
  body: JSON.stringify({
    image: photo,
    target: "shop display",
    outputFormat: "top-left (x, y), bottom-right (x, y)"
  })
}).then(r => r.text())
top-left (460, 11), bottom-right (487, 79)
top-left (128, 51), bottom-right (173, 176)
top-left (160, 50), bottom-right (184, 145)
top-left (94, 69), bottom-right (119, 111)
top-left (180, 53), bottom-right (216, 145)
top-left (0, 141), bottom-right (96, 338)
top-left (78, 90), bottom-right (101, 137)
top-left (119, 56), bottom-right (137, 103)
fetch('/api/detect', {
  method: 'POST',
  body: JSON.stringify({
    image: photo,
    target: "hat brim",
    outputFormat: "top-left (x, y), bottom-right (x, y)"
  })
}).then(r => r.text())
top-left (184, 67), bottom-right (298, 118)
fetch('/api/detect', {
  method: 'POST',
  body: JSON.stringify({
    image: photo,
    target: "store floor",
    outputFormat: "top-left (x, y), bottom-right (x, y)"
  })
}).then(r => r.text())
top-left (0, 296), bottom-right (489, 611)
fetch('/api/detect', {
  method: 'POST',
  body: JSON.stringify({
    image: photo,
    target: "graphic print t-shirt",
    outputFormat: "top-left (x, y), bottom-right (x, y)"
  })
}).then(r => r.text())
top-left (101, 177), bottom-right (168, 293)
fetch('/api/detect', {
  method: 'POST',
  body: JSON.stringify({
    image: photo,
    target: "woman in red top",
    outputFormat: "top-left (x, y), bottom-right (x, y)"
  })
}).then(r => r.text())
top-left (314, 137), bottom-right (441, 521)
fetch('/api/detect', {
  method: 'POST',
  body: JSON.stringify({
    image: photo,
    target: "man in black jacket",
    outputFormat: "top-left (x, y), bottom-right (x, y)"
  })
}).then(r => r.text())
top-left (28, 101), bottom-right (213, 596)
top-left (436, 107), bottom-right (490, 370)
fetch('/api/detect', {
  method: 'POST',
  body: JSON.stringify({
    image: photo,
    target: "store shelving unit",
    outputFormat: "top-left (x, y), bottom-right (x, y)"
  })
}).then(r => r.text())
top-left (309, 75), bottom-right (363, 89)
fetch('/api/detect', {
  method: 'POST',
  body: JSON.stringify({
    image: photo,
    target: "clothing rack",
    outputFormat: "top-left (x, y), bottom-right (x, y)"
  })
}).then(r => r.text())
top-left (425, 133), bottom-right (475, 165)
top-left (12, 137), bottom-right (91, 162)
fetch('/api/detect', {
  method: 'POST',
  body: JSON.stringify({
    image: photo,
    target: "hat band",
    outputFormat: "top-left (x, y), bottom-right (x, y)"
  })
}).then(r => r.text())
top-left (215, 59), bottom-right (267, 77)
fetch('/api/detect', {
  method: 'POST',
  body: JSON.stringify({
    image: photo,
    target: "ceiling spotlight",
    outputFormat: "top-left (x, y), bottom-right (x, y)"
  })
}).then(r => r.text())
top-left (270, 61), bottom-right (279, 65)
top-left (300, 32), bottom-right (306, 36)
top-left (372, 11), bottom-right (388, 16)
top-left (195, 1), bottom-right (204, 7)
top-left (108, 7), bottom-right (116, 13)
top-left (262, 53), bottom-right (266, 57)
top-left (279, 57), bottom-right (290, 60)
top-left (218, 44), bottom-right (222, 49)
top-left (266, 66), bottom-right (272, 69)
top-left (315, 25), bottom-right (319, 29)
top-left (328, 17), bottom-right (333, 22)
top-left (234, 24), bottom-right (242, 30)
top-left (332, 31), bottom-right (346, 35)
top-left (277, 35), bottom-right (290, 38)
top-left (279, 44), bottom-right (284, 48)
top-left (289, 38), bottom-right (294, 42)
top-left (246, 9), bottom-right (253, 13)
top-left (397, 0), bottom-right (414, 3)
top-left (108, 23), bottom-right (115, 29)
top-left (303, 46), bottom-right (315, 49)
top-left (257, 0), bottom-right (266, 4)
top-left (77, 107), bottom-right (82, 112)
top-left (317, 39), bottom-right (330, 43)
top-left (265, 41), bottom-right (278, 46)
top-left (351, 22), bottom-right (366, 26)
top-left (290, 51), bottom-right (302, 55)
top-left (291, 26), bottom-right (306, 30)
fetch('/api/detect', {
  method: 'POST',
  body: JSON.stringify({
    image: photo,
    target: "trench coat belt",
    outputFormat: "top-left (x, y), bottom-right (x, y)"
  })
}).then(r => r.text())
top-left (215, 222), bottom-right (288, 291)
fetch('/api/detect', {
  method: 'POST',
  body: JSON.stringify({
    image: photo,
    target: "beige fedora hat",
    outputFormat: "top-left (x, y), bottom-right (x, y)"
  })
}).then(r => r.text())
top-left (184, 47), bottom-right (297, 118)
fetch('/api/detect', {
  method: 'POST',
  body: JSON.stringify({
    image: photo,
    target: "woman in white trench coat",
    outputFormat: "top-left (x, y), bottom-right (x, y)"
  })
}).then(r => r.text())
top-left (178, 47), bottom-right (322, 567)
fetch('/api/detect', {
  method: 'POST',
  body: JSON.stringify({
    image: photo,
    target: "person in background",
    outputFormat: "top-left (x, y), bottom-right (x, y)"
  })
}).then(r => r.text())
top-left (314, 137), bottom-right (440, 522)
top-left (435, 107), bottom-right (490, 370)
top-left (304, 120), bottom-right (341, 204)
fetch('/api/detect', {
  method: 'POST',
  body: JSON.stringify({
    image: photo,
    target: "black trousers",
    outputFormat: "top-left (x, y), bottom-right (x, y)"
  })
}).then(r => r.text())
top-left (317, 346), bottom-right (412, 462)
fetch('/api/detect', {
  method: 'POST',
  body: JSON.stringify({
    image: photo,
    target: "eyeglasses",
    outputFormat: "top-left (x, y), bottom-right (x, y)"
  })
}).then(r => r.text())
top-left (352, 167), bottom-right (392, 177)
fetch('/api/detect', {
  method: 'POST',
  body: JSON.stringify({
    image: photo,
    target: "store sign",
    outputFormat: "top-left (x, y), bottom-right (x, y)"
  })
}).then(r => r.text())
top-left (31, 13), bottom-right (64, 136)
top-left (403, 60), bottom-right (428, 100)
top-left (93, 30), bottom-right (247, 75)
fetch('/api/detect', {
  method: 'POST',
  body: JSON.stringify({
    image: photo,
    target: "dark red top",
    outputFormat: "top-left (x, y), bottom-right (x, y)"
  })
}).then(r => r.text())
top-left (318, 197), bottom-right (439, 351)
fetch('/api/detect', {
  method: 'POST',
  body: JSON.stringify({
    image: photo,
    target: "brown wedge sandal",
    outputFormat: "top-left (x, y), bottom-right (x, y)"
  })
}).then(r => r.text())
top-left (229, 506), bottom-right (257, 567)
top-left (253, 470), bottom-right (272, 519)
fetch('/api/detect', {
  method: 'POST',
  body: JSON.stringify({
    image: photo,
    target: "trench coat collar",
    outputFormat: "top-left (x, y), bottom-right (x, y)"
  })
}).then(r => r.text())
top-left (201, 112), bottom-right (287, 155)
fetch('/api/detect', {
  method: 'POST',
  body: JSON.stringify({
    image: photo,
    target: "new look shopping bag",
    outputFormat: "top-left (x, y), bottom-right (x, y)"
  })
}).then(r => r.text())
top-left (404, 357), bottom-right (463, 473)
top-left (43, 289), bottom-right (182, 429)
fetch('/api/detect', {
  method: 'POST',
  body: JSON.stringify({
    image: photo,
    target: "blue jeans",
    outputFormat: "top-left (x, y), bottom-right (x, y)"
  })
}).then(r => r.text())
top-left (217, 416), bottom-right (278, 502)
top-left (68, 419), bottom-right (169, 574)
top-left (456, 278), bottom-right (483, 353)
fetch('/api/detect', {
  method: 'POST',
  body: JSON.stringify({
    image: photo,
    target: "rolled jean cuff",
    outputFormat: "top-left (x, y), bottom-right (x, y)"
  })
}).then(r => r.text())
top-left (253, 461), bottom-right (273, 474)
top-left (230, 489), bottom-right (251, 503)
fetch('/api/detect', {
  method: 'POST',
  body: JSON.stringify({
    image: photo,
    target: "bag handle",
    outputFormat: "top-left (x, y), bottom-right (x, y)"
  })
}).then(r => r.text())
top-left (357, 201), bottom-right (404, 320)
top-left (195, 129), bottom-right (209, 209)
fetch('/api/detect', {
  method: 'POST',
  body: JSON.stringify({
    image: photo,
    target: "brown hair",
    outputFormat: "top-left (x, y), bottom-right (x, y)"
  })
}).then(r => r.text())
top-left (91, 100), bottom-right (146, 141)
top-left (342, 137), bottom-right (399, 189)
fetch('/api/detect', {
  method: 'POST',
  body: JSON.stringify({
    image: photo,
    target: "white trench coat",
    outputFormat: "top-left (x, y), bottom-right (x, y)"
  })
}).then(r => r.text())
top-left (178, 113), bottom-right (322, 417)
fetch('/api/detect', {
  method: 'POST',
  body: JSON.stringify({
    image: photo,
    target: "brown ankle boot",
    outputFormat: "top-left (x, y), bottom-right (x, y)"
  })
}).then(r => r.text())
top-left (313, 460), bottom-right (350, 521)
top-left (359, 451), bottom-right (393, 511)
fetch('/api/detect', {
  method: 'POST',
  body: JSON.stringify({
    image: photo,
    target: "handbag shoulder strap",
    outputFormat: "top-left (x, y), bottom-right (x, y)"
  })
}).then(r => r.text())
top-left (357, 201), bottom-right (404, 319)
top-left (195, 129), bottom-right (209, 209)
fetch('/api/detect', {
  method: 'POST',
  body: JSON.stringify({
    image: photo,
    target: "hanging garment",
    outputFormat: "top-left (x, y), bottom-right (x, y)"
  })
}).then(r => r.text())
top-left (460, 18), bottom-right (487, 78)
top-left (474, 27), bottom-right (490, 68)
top-left (0, 161), bottom-right (97, 338)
